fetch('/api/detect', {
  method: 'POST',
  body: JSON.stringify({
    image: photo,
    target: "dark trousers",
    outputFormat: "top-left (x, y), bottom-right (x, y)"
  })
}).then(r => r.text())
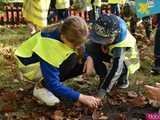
top-left (86, 42), bottom-right (128, 89)
top-left (86, 42), bottom-right (110, 78)
top-left (100, 62), bottom-right (128, 90)
top-left (59, 53), bottom-right (84, 81)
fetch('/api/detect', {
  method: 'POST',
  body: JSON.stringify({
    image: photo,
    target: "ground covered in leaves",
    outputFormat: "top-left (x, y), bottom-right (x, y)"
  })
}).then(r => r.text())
top-left (0, 25), bottom-right (160, 120)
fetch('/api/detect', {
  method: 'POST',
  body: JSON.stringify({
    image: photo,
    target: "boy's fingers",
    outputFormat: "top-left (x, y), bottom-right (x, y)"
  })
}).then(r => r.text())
top-left (155, 83), bottom-right (160, 88)
top-left (95, 98), bottom-right (102, 107)
top-left (144, 85), bottom-right (160, 100)
top-left (83, 64), bottom-right (86, 73)
top-left (91, 102), bottom-right (97, 109)
top-left (144, 85), bottom-right (155, 95)
top-left (92, 98), bottom-right (101, 109)
top-left (145, 85), bottom-right (159, 92)
top-left (144, 85), bottom-right (155, 91)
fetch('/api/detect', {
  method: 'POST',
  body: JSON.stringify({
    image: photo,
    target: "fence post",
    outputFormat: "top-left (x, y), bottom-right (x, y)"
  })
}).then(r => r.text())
top-left (16, 6), bottom-right (19, 24)
top-left (6, 6), bottom-right (9, 24)
top-left (11, 7), bottom-right (14, 25)
top-left (84, 11), bottom-right (88, 21)
top-left (0, 16), bottom-right (4, 25)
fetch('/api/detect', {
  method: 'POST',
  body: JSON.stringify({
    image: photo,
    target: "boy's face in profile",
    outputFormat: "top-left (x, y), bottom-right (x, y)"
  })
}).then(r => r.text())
top-left (100, 30), bottom-right (120, 54)
top-left (90, 14), bottom-right (120, 46)
top-left (104, 30), bottom-right (120, 45)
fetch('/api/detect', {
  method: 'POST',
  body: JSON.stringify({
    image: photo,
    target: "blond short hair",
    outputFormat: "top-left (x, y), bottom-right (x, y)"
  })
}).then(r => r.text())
top-left (60, 16), bottom-right (88, 46)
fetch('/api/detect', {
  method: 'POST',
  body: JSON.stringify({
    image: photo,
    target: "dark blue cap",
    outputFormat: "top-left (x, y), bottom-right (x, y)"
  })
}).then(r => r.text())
top-left (89, 14), bottom-right (121, 45)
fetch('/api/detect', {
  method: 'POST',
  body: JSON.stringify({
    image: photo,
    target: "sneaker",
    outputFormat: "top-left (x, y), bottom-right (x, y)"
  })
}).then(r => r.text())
top-left (151, 58), bottom-right (160, 74)
top-left (97, 89), bottom-right (106, 99)
top-left (33, 87), bottom-right (60, 106)
top-left (118, 80), bottom-right (129, 89)
top-left (117, 74), bottom-right (129, 89)
top-left (151, 65), bottom-right (160, 74)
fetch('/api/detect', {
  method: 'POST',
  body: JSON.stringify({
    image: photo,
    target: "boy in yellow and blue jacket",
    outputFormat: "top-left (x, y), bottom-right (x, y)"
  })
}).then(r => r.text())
top-left (86, 14), bottom-right (140, 98)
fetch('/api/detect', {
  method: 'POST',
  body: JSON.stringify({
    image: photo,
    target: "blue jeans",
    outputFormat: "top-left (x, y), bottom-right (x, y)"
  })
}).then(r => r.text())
top-left (85, 41), bottom-right (128, 88)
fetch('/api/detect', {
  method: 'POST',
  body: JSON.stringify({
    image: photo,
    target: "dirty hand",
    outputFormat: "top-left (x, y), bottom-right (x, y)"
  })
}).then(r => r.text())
top-left (79, 94), bottom-right (102, 109)
top-left (144, 84), bottom-right (160, 101)
top-left (83, 56), bottom-right (94, 75)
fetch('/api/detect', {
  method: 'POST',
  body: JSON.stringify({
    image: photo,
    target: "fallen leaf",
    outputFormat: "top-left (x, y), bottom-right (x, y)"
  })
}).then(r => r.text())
top-left (148, 99), bottom-right (160, 107)
top-left (127, 91), bottom-right (138, 98)
top-left (1, 104), bottom-right (14, 113)
top-left (19, 88), bottom-right (24, 91)
top-left (73, 101), bottom-right (85, 111)
top-left (80, 115), bottom-right (92, 120)
top-left (50, 110), bottom-right (64, 120)
top-left (120, 96), bottom-right (127, 103)
top-left (13, 79), bottom-right (19, 83)
top-left (136, 80), bottom-right (144, 85)
top-left (128, 96), bottom-right (146, 107)
top-left (3, 92), bottom-right (17, 101)
top-left (107, 98), bottom-right (121, 106)
top-left (108, 89), bottom-right (119, 97)
top-left (92, 110), bottom-right (101, 120)
top-left (99, 115), bottom-right (108, 120)
top-left (115, 113), bottom-right (127, 120)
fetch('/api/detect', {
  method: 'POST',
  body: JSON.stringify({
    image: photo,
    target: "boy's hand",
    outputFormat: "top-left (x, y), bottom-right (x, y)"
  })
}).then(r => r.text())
top-left (83, 56), bottom-right (94, 75)
top-left (79, 94), bottom-right (102, 109)
top-left (155, 82), bottom-right (160, 88)
top-left (144, 84), bottom-right (160, 101)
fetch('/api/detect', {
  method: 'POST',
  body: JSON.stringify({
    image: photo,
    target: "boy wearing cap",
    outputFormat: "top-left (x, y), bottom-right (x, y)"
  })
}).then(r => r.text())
top-left (86, 14), bottom-right (140, 98)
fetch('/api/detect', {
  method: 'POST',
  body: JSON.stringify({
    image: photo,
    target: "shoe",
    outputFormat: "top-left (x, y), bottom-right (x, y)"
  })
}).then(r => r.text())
top-left (151, 58), bottom-right (160, 74)
top-left (97, 89), bottom-right (106, 99)
top-left (117, 77), bottom-right (129, 89)
top-left (117, 75), bottom-right (129, 89)
top-left (33, 87), bottom-right (60, 106)
top-left (151, 65), bottom-right (160, 74)
top-left (118, 80), bottom-right (129, 89)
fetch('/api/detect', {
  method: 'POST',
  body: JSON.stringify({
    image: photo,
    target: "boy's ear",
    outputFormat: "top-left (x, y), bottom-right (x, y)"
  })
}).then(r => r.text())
top-left (60, 34), bottom-right (65, 41)
top-left (101, 45), bottom-right (108, 54)
top-left (104, 38), bottom-right (115, 45)
top-left (115, 30), bottom-right (120, 35)
top-left (114, 31), bottom-right (120, 40)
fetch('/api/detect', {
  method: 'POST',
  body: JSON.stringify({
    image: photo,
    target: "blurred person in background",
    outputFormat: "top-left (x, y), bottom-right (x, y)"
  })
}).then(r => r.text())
top-left (22, 0), bottom-right (51, 34)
